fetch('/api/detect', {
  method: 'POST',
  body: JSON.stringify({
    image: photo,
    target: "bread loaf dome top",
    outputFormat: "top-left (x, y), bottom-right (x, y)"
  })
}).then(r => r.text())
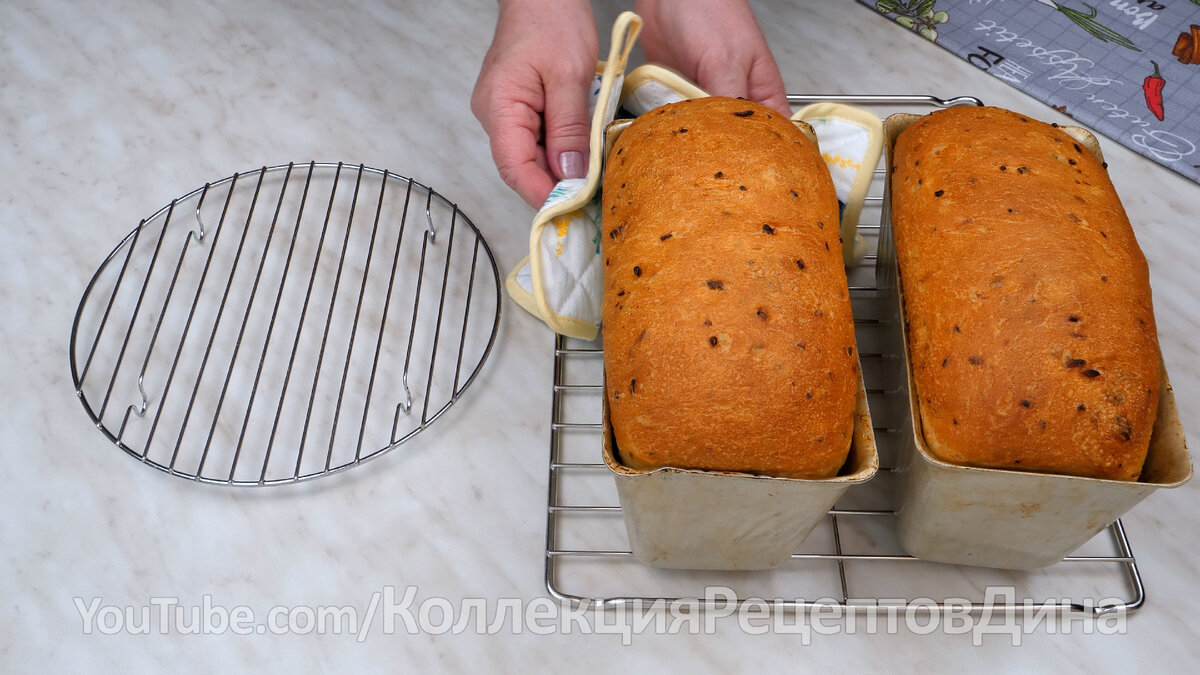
top-left (891, 106), bottom-right (1160, 481)
top-left (601, 96), bottom-right (859, 479)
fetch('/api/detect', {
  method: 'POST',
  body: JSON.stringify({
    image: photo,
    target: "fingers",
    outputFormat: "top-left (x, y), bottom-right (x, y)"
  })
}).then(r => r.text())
top-left (471, 0), bottom-right (597, 208)
top-left (695, 65), bottom-right (750, 102)
top-left (747, 54), bottom-right (791, 117)
top-left (480, 68), bottom-right (591, 208)
top-left (695, 55), bottom-right (790, 118)
top-left (543, 69), bottom-right (593, 181)
top-left (473, 61), bottom-right (593, 208)
top-left (471, 64), bottom-right (557, 208)
top-left (634, 0), bottom-right (791, 116)
top-left (488, 106), bottom-right (557, 209)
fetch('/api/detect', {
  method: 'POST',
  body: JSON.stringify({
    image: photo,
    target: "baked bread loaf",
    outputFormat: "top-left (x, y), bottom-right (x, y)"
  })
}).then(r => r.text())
top-left (602, 96), bottom-right (858, 479)
top-left (891, 106), bottom-right (1160, 481)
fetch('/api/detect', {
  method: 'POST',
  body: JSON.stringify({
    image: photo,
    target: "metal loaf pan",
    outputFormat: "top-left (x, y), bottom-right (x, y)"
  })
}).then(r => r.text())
top-left (602, 371), bottom-right (878, 570)
top-left (878, 112), bottom-right (1192, 570)
top-left (598, 112), bottom-right (877, 570)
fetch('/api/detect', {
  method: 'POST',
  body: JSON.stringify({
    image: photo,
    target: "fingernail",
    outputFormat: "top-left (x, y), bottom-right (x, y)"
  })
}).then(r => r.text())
top-left (558, 151), bottom-right (586, 179)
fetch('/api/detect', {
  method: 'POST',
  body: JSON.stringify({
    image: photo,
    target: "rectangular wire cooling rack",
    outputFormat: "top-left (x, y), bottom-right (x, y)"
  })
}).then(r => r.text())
top-left (543, 95), bottom-right (1145, 615)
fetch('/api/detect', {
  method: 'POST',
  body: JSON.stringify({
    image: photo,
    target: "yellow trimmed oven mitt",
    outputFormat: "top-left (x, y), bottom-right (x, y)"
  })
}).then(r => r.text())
top-left (506, 17), bottom-right (884, 339)
top-left (793, 102), bottom-right (883, 267)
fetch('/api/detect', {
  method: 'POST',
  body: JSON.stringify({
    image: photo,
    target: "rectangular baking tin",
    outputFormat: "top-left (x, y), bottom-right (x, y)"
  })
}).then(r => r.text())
top-left (599, 115), bottom-right (877, 570)
top-left (602, 367), bottom-right (878, 570)
top-left (879, 113), bottom-right (1192, 570)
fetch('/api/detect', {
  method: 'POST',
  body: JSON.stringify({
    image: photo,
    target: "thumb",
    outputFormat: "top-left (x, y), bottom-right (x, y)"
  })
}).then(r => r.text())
top-left (696, 65), bottom-right (750, 102)
top-left (543, 77), bottom-right (593, 181)
top-left (747, 55), bottom-right (790, 117)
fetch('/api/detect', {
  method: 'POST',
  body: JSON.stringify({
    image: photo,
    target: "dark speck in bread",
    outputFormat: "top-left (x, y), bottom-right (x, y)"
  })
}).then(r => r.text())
top-left (1116, 415), bottom-right (1132, 440)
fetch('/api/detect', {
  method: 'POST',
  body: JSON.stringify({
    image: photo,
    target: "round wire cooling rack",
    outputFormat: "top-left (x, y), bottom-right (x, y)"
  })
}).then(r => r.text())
top-left (69, 162), bottom-right (502, 486)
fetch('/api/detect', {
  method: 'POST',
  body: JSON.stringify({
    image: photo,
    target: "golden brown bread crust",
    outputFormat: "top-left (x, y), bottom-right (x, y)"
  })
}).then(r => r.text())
top-left (891, 106), bottom-right (1160, 481)
top-left (601, 97), bottom-right (858, 479)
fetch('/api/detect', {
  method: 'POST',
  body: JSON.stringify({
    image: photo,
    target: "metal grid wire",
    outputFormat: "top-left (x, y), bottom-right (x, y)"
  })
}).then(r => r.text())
top-left (70, 162), bottom-right (501, 486)
top-left (544, 96), bottom-right (1144, 615)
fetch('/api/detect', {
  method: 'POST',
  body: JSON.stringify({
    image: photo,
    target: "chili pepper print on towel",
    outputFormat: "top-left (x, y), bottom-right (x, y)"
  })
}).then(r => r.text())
top-left (1143, 61), bottom-right (1165, 120)
top-left (858, 0), bottom-right (1200, 184)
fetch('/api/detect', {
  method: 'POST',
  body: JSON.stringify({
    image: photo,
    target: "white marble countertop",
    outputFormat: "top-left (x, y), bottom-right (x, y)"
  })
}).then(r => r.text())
top-left (4, 0), bottom-right (1199, 670)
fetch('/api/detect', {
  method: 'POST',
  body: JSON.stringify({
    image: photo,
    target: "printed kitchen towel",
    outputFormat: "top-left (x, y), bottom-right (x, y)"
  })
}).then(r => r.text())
top-left (859, 0), bottom-right (1200, 184)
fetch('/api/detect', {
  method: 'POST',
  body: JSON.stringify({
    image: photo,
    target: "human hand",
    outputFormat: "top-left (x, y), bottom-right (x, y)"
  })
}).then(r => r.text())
top-left (634, 0), bottom-right (789, 116)
top-left (471, 0), bottom-right (598, 209)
